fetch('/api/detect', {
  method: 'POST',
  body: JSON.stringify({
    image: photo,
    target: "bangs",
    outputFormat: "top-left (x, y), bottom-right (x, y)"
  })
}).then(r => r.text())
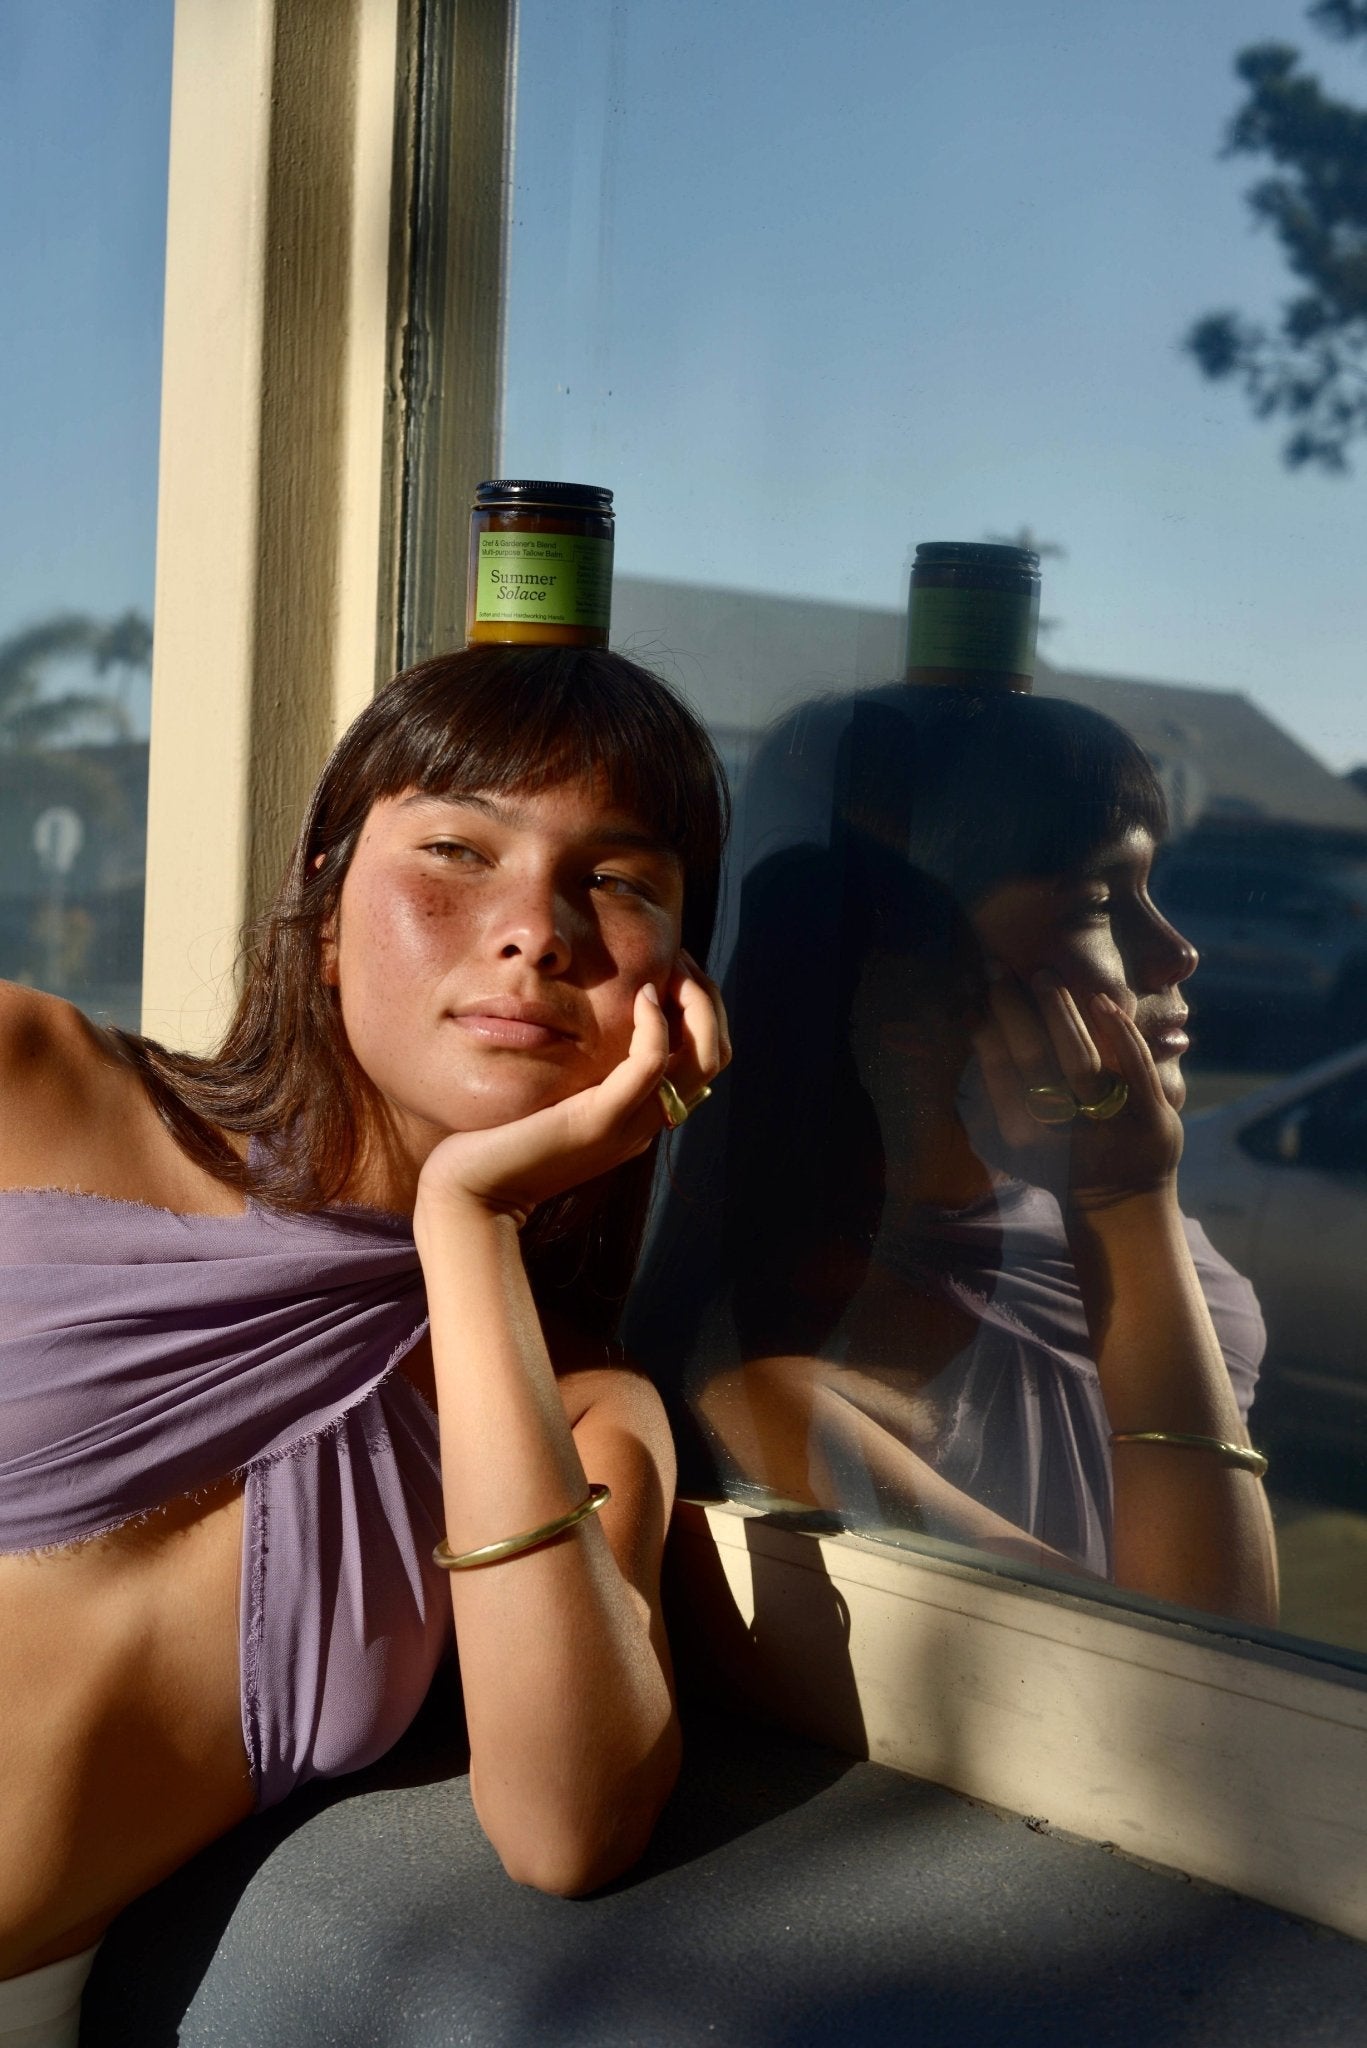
top-left (847, 691), bottom-right (1168, 908)
top-left (316, 645), bottom-right (730, 959)
top-left (399, 649), bottom-right (719, 856)
top-left (962, 694), bottom-right (1170, 891)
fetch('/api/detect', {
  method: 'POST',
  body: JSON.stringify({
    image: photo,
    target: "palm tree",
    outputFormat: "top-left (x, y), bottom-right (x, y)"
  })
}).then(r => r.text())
top-left (0, 609), bottom-right (152, 890)
top-left (0, 609), bottom-right (147, 750)
top-left (90, 610), bottom-right (154, 725)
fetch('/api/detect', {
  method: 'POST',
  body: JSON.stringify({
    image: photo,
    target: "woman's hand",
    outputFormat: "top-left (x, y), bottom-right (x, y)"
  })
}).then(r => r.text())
top-left (411, 957), bottom-right (729, 1889)
top-left (973, 968), bottom-right (1182, 1212)
top-left (972, 965), bottom-right (1277, 1623)
top-left (416, 957), bottom-right (729, 1226)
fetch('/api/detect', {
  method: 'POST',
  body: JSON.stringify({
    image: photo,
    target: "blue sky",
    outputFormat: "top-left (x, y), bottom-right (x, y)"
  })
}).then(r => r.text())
top-left (3, 3), bottom-right (1366, 767)
top-left (504, 0), bottom-right (1367, 766)
top-left (0, 1), bottom-right (172, 734)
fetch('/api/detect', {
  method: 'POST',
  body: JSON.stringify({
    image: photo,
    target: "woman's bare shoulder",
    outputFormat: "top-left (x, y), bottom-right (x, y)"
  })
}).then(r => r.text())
top-left (0, 979), bottom-right (112, 1099)
top-left (0, 982), bottom-right (154, 1193)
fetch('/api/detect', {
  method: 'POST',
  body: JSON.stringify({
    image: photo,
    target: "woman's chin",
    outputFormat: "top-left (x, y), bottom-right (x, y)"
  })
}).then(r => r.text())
top-left (415, 1067), bottom-right (608, 1137)
top-left (1156, 1056), bottom-right (1187, 1114)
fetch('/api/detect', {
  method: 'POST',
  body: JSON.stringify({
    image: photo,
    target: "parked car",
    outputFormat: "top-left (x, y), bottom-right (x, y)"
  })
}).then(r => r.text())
top-left (1154, 838), bottom-right (1367, 1063)
top-left (1180, 1044), bottom-right (1367, 1464)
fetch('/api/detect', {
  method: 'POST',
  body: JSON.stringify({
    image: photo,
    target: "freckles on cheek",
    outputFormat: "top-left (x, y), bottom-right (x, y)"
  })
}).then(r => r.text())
top-left (356, 874), bottom-right (462, 971)
top-left (337, 888), bottom-right (461, 1058)
top-left (392, 879), bottom-right (459, 952)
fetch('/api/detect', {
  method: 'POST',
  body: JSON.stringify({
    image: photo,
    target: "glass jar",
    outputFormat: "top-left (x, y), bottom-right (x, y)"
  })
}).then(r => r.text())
top-left (465, 480), bottom-right (614, 647)
top-left (905, 541), bottom-right (1040, 692)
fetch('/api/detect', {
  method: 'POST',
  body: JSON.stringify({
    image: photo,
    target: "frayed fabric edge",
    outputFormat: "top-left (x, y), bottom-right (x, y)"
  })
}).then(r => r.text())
top-left (0, 1317), bottom-right (434, 1559)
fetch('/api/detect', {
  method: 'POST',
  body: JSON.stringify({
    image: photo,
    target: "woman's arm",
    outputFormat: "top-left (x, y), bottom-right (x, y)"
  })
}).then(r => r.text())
top-left (1066, 1186), bottom-right (1278, 1621)
top-left (416, 1201), bottom-right (679, 1894)
top-left (699, 1353), bottom-right (1097, 1578)
top-left (413, 974), bottom-right (722, 1894)
top-left (978, 979), bottom-right (1279, 1625)
top-left (702, 979), bottom-right (1275, 1619)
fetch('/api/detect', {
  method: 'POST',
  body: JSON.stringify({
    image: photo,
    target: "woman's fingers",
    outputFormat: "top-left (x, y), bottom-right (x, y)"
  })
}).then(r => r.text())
top-left (1088, 993), bottom-right (1167, 1113)
top-left (677, 951), bottom-right (733, 1069)
top-left (422, 955), bottom-right (735, 1222)
top-left (670, 972), bottom-right (722, 1085)
top-left (984, 967), bottom-right (1096, 1097)
top-left (417, 976), bottom-right (717, 1220)
top-left (984, 970), bottom-right (1056, 1085)
top-left (556, 963), bottom-right (728, 1160)
top-left (1030, 971), bottom-right (1106, 1102)
top-left (584, 983), bottom-right (672, 1126)
top-left (635, 980), bottom-right (671, 1062)
top-left (539, 986), bottom-right (666, 1168)
top-left (974, 965), bottom-right (1136, 1148)
top-left (962, 966), bottom-right (1183, 1204)
top-left (656, 954), bottom-right (731, 1125)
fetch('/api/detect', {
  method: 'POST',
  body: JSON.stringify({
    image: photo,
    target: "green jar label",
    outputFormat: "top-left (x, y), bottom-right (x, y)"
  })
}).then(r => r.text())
top-left (475, 532), bottom-right (613, 629)
top-left (907, 585), bottom-right (1039, 675)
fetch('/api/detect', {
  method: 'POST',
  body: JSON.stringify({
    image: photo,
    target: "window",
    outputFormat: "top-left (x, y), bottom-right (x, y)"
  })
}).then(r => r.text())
top-left (128, 0), bottom-right (1367, 1933)
top-left (0, 4), bottom-right (172, 1027)
top-left (501, 0), bottom-right (1367, 1672)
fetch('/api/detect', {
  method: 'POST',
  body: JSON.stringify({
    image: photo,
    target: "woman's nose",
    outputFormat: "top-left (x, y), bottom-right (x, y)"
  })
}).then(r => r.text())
top-left (490, 880), bottom-right (574, 973)
top-left (1137, 910), bottom-right (1199, 990)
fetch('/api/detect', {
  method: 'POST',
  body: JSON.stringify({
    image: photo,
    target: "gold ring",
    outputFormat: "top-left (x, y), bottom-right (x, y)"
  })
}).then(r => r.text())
top-left (1076, 1077), bottom-right (1129, 1121)
top-left (1025, 1084), bottom-right (1078, 1125)
top-left (657, 1077), bottom-right (692, 1128)
top-left (684, 1084), bottom-right (713, 1114)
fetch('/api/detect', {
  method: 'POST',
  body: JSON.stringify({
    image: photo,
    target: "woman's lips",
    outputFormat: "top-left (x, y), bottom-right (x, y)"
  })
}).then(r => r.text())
top-left (1143, 1022), bottom-right (1190, 1058)
top-left (450, 1012), bottom-right (574, 1049)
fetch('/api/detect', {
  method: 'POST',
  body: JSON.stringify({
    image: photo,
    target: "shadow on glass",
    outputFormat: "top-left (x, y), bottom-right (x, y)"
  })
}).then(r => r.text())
top-left (636, 681), bottom-right (1282, 1631)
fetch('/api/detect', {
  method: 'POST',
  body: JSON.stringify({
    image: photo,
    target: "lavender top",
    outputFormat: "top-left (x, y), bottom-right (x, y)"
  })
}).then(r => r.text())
top-left (0, 1185), bottom-right (451, 1810)
top-left (819, 1178), bottom-right (1264, 1576)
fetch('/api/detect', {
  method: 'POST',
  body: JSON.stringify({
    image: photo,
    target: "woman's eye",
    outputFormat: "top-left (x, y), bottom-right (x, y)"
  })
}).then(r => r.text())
top-left (423, 839), bottom-right (481, 864)
top-left (1068, 897), bottom-right (1112, 926)
top-left (586, 870), bottom-right (647, 900)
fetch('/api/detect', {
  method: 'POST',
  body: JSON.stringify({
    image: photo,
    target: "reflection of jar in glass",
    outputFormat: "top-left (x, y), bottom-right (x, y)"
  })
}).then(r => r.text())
top-left (905, 542), bottom-right (1040, 693)
top-left (466, 481), bottom-right (614, 647)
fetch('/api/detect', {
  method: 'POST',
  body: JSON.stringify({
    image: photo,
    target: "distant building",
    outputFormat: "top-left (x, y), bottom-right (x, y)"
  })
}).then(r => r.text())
top-left (1044, 666), bottom-right (1367, 839)
top-left (6, 587), bottom-right (1359, 1031)
top-left (613, 574), bottom-right (1367, 841)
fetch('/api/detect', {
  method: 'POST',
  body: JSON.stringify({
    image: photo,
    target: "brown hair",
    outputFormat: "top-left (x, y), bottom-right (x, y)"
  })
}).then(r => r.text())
top-left (114, 645), bottom-right (730, 1332)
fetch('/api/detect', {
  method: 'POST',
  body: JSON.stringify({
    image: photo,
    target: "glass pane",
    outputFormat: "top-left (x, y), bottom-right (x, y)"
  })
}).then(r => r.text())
top-left (504, 0), bottom-right (1367, 1667)
top-left (0, 3), bottom-right (173, 1026)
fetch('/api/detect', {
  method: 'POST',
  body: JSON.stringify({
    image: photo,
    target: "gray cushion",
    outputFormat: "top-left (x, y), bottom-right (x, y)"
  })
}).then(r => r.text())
top-left (81, 1672), bottom-right (1367, 2047)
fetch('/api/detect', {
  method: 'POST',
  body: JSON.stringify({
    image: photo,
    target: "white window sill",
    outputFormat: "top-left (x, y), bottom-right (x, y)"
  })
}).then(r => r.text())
top-left (669, 1497), bottom-right (1367, 1941)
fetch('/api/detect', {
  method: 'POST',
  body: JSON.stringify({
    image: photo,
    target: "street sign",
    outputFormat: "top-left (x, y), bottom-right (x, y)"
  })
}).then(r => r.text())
top-left (33, 806), bottom-right (84, 876)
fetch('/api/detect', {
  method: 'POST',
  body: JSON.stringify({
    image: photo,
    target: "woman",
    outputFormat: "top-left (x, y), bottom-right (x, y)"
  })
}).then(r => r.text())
top-left (0, 646), bottom-right (730, 2044)
top-left (692, 687), bottom-right (1277, 1626)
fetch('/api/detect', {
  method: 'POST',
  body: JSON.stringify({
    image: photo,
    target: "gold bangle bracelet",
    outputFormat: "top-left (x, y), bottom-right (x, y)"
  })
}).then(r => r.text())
top-left (1108, 1431), bottom-right (1268, 1479)
top-left (432, 1484), bottom-right (612, 1571)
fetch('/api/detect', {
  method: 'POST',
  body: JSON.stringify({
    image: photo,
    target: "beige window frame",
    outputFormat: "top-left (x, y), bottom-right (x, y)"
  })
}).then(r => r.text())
top-left (142, 0), bottom-right (1367, 1943)
top-left (142, 0), bottom-right (513, 1048)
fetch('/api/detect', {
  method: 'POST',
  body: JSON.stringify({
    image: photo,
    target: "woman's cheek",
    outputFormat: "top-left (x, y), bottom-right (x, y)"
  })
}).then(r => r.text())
top-left (597, 928), bottom-right (677, 1069)
top-left (1067, 965), bottom-right (1136, 1020)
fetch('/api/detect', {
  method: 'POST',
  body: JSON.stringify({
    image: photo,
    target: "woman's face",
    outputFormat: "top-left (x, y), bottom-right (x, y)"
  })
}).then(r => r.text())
top-left (324, 775), bottom-right (685, 1155)
top-left (971, 827), bottom-right (1197, 1109)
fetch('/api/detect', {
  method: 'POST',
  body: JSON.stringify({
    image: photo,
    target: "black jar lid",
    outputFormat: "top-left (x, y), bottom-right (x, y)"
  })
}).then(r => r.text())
top-left (912, 541), bottom-right (1039, 580)
top-left (475, 479), bottom-right (613, 510)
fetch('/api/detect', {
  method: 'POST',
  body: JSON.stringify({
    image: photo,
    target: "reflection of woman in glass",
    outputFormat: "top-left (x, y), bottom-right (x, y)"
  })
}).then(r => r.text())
top-left (0, 649), bottom-right (729, 2038)
top-left (700, 689), bottom-right (1276, 1626)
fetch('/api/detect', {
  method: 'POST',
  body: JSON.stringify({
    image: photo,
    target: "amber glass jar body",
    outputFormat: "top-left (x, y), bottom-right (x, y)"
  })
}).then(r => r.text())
top-left (466, 481), bottom-right (614, 647)
top-left (906, 541), bottom-right (1041, 693)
